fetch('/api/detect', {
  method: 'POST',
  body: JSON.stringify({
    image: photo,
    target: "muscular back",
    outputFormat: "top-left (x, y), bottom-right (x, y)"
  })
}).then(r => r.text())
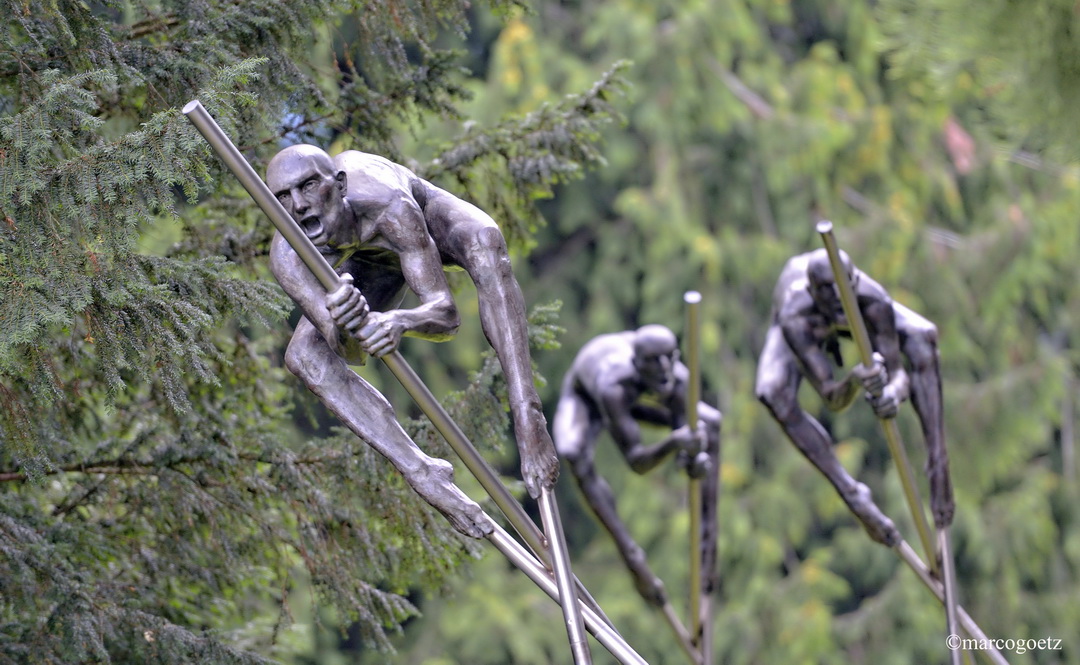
top-left (563, 332), bottom-right (639, 405)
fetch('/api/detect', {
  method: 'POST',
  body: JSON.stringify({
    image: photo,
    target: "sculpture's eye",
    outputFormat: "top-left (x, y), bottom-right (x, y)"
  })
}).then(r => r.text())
top-left (303, 179), bottom-right (318, 193)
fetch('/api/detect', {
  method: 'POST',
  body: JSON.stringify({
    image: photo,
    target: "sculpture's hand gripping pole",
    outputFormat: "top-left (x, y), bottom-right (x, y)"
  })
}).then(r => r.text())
top-left (183, 100), bottom-right (624, 665)
top-left (816, 221), bottom-right (964, 665)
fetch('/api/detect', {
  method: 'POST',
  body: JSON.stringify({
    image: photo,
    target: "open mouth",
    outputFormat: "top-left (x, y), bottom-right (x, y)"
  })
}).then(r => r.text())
top-left (300, 216), bottom-right (325, 243)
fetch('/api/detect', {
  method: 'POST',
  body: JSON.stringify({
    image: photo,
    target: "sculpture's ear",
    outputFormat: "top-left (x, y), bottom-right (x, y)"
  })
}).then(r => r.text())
top-left (335, 169), bottom-right (347, 192)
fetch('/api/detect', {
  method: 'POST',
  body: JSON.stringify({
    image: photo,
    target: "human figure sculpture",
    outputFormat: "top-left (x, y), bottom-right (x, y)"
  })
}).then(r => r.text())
top-left (553, 325), bottom-right (721, 607)
top-left (265, 144), bottom-right (560, 537)
top-left (755, 248), bottom-right (954, 547)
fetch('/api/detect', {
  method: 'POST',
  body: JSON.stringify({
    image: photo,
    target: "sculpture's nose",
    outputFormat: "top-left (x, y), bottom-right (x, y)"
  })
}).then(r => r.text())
top-left (291, 190), bottom-right (308, 215)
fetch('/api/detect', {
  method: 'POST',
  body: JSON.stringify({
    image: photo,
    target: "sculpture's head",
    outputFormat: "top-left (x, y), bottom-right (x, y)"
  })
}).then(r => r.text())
top-left (806, 248), bottom-right (855, 322)
top-left (633, 324), bottom-right (679, 394)
top-left (267, 144), bottom-right (348, 247)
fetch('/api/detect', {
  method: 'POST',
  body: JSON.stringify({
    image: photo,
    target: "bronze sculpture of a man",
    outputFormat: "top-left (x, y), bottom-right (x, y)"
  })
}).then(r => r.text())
top-left (265, 144), bottom-right (560, 534)
top-left (553, 325), bottom-right (721, 607)
top-left (755, 248), bottom-right (954, 546)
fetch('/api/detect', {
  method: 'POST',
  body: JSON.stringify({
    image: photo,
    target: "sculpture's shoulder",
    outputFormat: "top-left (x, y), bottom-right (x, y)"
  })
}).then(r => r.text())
top-left (573, 333), bottom-right (638, 394)
top-left (333, 150), bottom-right (418, 204)
top-left (771, 257), bottom-right (813, 318)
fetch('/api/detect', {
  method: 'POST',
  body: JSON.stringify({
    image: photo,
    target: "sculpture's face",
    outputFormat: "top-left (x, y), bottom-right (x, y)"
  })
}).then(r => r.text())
top-left (633, 325), bottom-right (679, 394)
top-left (807, 259), bottom-right (847, 324)
top-left (267, 147), bottom-right (347, 248)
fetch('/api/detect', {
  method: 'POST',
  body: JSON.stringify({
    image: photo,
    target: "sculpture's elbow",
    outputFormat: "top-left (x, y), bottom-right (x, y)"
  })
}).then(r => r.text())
top-left (439, 303), bottom-right (461, 339)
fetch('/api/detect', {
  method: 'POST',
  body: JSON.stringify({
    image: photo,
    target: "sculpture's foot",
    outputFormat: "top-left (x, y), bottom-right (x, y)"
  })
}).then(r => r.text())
top-left (515, 412), bottom-right (560, 498)
top-left (848, 482), bottom-right (900, 546)
top-left (412, 459), bottom-right (493, 539)
top-left (928, 467), bottom-right (955, 528)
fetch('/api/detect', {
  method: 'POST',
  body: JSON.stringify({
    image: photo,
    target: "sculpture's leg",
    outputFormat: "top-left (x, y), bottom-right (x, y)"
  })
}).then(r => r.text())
top-left (554, 393), bottom-right (669, 605)
top-left (895, 304), bottom-right (962, 664)
top-left (756, 327), bottom-right (899, 546)
top-left (285, 318), bottom-right (491, 539)
top-left (555, 389), bottom-right (700, 663)
top-left (467, 226), bottom-right (559, 495)
top-left (423, 191), bottom-right (559, 497)
top-left (698, 403), bottom-right (722, 596)
top-left (896, 303), bottom-right (954, 529)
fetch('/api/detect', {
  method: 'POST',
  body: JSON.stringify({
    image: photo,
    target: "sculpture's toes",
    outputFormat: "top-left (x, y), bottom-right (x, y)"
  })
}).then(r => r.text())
top-left (415, 459), bottom-right (493, 539)
top-left (850, 482), bottom-right (900, 547)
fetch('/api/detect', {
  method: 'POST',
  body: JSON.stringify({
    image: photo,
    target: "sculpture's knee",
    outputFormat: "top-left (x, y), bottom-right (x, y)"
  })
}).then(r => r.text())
top-left (757, 381), bottom-right (796, 424)
top-left (285, 334), bottom-right (328, 387)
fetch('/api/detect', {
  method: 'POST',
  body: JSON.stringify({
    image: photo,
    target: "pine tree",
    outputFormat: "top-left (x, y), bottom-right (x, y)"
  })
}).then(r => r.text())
top-left (0, 1), bottom-right (623, 662)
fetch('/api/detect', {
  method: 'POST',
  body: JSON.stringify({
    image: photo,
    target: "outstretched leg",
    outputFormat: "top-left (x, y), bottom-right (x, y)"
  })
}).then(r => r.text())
top-left (896, 303), bottom-right (954, 528)
top-left (698, 403), bottom-right (722, 595)
top-left (756, 326), bottom-right (899, 546)
top-left (554, 390), bottom-right (669, 607)
top-left (285, 318), bottom-right (492, 539)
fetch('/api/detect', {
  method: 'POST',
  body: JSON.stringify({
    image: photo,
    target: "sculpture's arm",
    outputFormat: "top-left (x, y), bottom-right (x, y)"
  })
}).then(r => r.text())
top-left (602, 383), bottom-right (697, 475)
top-left (269, 232), bottom-right (367, 361)
top-left (860, 294), bottom-right (910, 418)
top-left (781, 314), bottom-right (860, 412)
top-left (358, 199), bottom-right (460, 357)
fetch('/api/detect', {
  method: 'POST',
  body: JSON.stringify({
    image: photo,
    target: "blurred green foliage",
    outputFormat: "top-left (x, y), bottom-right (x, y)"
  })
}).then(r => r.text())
top-left (2, 0), bottom-right (1078, 664)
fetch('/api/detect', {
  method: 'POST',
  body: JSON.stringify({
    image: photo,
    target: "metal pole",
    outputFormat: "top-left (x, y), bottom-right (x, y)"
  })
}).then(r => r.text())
top-left (539, 487), bottom-right (592, 663)
top-left (816, 221), bottom-right (936, 563)
top-left (487, 522), bottom-right (648, 665)
top-left (368, 349), bottom-right (612, 629)
top-left (683, 291), bottom-right (708, 661)
top-left (895, 541), bottom-right (1009, 665)
top-left (388, 358), bottom-right (597, 662)
top-left (816, 221), bottom-right (961, 665)
top-left (184, 100), bottom-right (612, 663)
top-left (661, 602), bottom-right (703, 665)
top-left (939, 528), bottom-right (971, 665)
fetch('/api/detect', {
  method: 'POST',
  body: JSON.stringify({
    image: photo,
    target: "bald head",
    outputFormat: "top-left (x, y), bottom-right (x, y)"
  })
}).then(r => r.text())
top-left (265, 144), bottom-right (348, 247)
top-left (632, 325), bottom-right (679, 394)
top-left (633, 325), bottom-right (678, 357)
top-left (266, 144), bottom-right (337, 193)
top-left (806, 248), bottom-right (854, 288)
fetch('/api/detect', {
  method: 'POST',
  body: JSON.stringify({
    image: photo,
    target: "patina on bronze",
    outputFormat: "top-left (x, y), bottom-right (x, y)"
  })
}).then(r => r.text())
top-left (182, 100), bottom-right (619, 664)
top-left (754, 243), bottom-right (954, 544)
top-left (754, 225), bottom-right (1004, 664)
top-left (817, 221), bottom-right (961, 665)
top-left (553, 323), bottom-right (721, 665)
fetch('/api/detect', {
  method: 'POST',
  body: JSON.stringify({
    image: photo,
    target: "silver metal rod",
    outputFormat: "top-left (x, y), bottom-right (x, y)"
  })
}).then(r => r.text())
top-left (940, 527), bottom-right (963, 665)
top-left (383, 351), bottom-right (615, 630)
top-left (488, 523), bottom-right (648, 665)
top-left (184, 100), bottom-right (623, 659)
top-left (683, 290), bottom-right (706, 659)
top-left (895, 541), bottom-right (1009, 665)
top-left (816, 222), bottom-right (937, 566)
top-left (817, 221), bottom-right (965, 665)
top-left (539, 487), bottom-right (592, 664)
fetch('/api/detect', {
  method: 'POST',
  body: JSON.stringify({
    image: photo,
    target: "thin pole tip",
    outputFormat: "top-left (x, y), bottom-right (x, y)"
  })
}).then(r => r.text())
top-left (182, 100), bottom-right (203, 115)
top-left (816, 220), bottom-right (834, 234)
top-left (684, 291), bottom-right (702, 305)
